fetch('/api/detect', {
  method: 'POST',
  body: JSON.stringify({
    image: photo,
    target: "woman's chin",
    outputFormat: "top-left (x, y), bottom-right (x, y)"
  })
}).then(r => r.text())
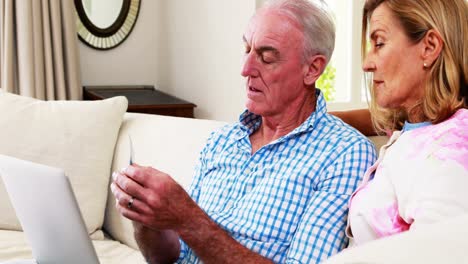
top-left (375, 97), bottom-right (393, 109)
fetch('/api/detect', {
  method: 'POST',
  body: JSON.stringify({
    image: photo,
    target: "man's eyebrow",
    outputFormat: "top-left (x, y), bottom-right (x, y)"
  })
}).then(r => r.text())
top-left (242, 36), bottom-right (279, 55)
top-left (256, 46), bottom-right (279, 56)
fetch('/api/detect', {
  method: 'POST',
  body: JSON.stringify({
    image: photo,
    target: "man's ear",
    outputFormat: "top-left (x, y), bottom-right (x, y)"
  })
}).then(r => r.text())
top-left (303, 55), bottom-right (327, 86)
top-left (421, 29), bottom-right (443, 67)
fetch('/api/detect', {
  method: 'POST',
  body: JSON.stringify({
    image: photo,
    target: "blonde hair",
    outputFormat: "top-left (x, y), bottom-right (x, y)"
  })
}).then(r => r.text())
top-left (362, 0), bottom-right (468, 133)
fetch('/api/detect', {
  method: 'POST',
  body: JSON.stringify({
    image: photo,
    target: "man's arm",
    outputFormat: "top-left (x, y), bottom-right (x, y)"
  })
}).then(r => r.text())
top-left (132, 223), bottom-right (180, 264)
top-left (112, 165), bottom-right (273, 264)
top-left (175, 200), bottom-right (273, 264)
top-left (330, 109), bottom-right (376, 136)
top-left (285, 139), bottom-right (377, 263)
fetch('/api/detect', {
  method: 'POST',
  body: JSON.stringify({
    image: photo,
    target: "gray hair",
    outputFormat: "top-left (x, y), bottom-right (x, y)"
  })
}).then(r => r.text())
top-left (261, 0), bottom-right (336, 64)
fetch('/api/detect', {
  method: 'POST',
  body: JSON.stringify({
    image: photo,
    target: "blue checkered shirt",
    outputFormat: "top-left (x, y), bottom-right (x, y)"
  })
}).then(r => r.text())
top-left (177, 91), bottom-right (377, 263)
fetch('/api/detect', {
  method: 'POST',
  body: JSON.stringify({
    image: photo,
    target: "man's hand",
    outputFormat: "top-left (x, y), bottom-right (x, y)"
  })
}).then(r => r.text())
top-left (111, 164), bottom-right (273, 264)
top-left (111, 164), bottom-right (194, 231)
top-left (111, 164), bottom-right (189, 263)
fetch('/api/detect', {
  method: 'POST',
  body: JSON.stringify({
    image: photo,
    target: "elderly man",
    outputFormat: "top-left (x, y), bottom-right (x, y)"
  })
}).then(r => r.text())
top-left (111, 0), bottom-right (376, 263)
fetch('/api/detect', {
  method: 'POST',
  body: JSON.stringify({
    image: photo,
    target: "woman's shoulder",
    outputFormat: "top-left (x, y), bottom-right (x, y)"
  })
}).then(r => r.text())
top-left (398, 108), bottom-right (468, 168)
top-left (450, 108), bottom-right (468, 123)
top-left (431, 108), bottom-right (467, 138)
top-left (409, 108), bottom-right (467, 137)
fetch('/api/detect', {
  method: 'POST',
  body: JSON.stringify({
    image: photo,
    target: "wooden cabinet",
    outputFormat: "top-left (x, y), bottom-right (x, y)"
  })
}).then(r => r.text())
top-left (83, 86), bottom-right (196, 118)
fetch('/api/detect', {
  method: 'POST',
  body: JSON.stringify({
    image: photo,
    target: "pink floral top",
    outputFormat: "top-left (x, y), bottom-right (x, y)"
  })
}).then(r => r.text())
top-left (347, 108), bottom-right (468, 245)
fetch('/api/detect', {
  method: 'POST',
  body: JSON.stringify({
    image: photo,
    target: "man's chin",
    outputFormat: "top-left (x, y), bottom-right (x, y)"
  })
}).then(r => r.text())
top-left (246, 103), bottom-right (262, 115)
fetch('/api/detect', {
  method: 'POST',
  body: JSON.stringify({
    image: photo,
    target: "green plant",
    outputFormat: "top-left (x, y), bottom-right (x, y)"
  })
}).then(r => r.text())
top-left (316, 64), bottom-right (336, 102)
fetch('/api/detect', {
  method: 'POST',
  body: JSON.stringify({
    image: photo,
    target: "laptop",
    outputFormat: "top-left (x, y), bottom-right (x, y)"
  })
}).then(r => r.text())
top-left (0, 154), bottom-right (100, 264)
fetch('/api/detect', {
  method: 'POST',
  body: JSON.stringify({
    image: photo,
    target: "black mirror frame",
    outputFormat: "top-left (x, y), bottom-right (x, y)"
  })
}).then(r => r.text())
top-left (74, 0), bottom-right (141, 50)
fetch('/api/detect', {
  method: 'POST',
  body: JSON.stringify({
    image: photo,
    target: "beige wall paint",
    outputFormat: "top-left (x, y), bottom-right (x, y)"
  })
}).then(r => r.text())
top-left (79, 0), bottom-right (159, 88)
top-left (156, 0), bottom-right (255, 121)
top-left (79, 0), bottom-right (256, 122)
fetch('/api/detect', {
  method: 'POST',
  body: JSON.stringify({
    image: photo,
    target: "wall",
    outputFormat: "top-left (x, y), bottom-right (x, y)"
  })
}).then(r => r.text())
top-left (79, 0), bottom-right (256, 122)
top-left (155, 0), bottom-right (255, 121)
top-left (79, 0), bottom-right (158, 88)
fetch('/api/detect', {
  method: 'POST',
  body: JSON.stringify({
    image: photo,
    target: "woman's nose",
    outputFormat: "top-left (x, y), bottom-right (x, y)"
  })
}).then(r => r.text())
top-left (362, 55), bottom-right (376, 72)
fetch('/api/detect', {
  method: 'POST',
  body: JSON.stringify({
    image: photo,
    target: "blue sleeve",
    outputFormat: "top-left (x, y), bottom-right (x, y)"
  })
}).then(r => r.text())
top-left (186, 129), bottom-right (219, 202)
top-left (176, 129), bottom-right (219, 262)
top-left (285, 139), bottom-right (377, 263)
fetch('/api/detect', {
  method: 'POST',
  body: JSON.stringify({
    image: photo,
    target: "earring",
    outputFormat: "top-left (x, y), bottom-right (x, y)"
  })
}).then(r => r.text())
top-left (423, 62), bottom-right (428, 68)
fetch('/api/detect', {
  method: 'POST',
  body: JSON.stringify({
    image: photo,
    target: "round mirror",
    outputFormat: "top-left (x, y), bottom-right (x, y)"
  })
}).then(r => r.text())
top-left (74, 0), bottom-right (141, 50)
top-left (83, 0), bottom-right (124, 29)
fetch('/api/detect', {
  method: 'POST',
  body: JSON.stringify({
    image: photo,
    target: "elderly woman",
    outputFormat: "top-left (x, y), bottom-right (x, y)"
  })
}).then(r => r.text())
top-left (344, 0), bottom-right (468, 245)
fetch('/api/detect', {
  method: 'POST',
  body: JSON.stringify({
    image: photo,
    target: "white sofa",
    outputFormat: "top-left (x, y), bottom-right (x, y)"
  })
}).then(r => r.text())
top-left (0, 91), bottom-right (466, 263)
top-left (0, 91), bottom-right (226, 263)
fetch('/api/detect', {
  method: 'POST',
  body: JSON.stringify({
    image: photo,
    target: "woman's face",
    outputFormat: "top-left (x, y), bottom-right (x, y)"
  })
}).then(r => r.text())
top-left (363, 3), bottom-right (427, 110)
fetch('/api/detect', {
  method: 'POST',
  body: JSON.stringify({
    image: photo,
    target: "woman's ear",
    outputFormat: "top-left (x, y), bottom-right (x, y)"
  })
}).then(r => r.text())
top-left (303, 55), bottom-right (327, 86)
top-left (421, 29), bottom-right (443, 67)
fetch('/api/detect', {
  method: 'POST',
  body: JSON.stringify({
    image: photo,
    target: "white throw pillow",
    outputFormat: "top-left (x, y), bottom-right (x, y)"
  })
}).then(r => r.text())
top-left (0, 92), bottom-right (128, 235)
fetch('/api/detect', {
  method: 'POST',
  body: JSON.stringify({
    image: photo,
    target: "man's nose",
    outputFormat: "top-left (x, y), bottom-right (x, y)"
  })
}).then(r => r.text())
top-left (241, 52), bottom-right (259, 77)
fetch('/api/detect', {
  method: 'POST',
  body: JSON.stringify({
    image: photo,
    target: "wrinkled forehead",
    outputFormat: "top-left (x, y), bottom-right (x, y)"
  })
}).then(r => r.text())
top-left (244, 8), bottom-right (303, 44)
top-left (368, 3), bottom-right (398, 34)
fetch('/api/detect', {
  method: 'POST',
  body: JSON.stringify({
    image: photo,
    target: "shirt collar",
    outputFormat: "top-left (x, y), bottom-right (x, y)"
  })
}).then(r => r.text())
top-left (401, 120), bottom-right (432, 133)
top-left (238, 89), bottom-right (327, 137)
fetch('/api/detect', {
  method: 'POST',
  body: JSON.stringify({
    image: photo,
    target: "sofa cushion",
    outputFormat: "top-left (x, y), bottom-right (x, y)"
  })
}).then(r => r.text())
top-left (0, 92), bottom-right (127, 235)
top-left (0, 230), bottom-right (145, 263)
top-left (368, 135), bottom-right (388, 152)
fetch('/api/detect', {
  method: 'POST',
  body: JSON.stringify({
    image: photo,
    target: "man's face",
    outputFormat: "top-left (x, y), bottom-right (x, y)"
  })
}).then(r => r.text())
top-left (241, 10), bottom-right (309, 117)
